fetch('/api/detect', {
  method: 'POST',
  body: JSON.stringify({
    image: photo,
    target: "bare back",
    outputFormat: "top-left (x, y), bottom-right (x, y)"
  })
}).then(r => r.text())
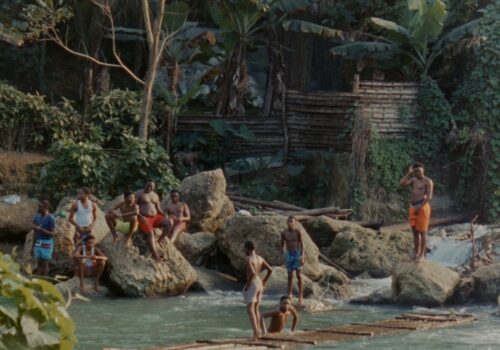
top-left (246, 254), bottom-right (264, 283)
top-left (135, 190), bottom-right (160, 217)
top-left (268, 311), bottom-right (288, 333)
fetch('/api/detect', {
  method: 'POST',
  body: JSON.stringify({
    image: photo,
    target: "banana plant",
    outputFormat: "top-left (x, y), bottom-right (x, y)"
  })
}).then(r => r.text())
top-left (284, 0), bottom-right (481, 77)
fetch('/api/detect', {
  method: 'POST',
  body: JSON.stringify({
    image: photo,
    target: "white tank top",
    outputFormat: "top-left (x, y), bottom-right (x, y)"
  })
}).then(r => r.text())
top-left (76, 200), bottom-right (93, 227)
top-left (82, 245), bottom-right (95, 267)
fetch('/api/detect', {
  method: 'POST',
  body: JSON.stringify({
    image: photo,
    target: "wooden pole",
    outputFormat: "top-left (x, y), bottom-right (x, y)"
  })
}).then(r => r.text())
top-left (470, 214), bottom-right (479, 271)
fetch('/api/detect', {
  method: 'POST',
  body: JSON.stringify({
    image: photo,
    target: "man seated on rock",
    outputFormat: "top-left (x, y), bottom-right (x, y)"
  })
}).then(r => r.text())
top-left (243, 240), bottom-right (273, 339)
top-left (260, 295), bottom-right (299, 335)
top-left (69, 187), bottom-right (98, 246)
top-left (281, 216), bottom-right (305, 306)
top-left (159, 189), bottom-right (190, 243)
top-left (32, 199), bottom-right (56, 276)
top-left (73, 235), bottom-right (107, 294)
top-left (105, 191), bottom-right (139, 246)
top-left (135, 180), bottom-right (168, 261)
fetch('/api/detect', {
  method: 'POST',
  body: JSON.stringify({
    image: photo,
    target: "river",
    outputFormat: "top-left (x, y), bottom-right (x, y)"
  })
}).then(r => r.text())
top-left (69, 224), bottom-right (500, 350)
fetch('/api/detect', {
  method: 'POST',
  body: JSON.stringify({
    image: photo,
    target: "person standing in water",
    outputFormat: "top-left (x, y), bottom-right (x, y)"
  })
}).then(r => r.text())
top-left (281, 216), bottom-right (305, 305)
top-left (135, 180), bottom-right (168, 261)
top-left (243, 240), bottom-right (273, 339)
top-left (260, 295), bottom-right (299, 335)
top-left (69, 187), bottom-right (97, 245)
top-left (400, 162), bottom-right (434, 261)
top-left (32, 200), bottom-right (56, 276)
top-left (73, 235), bottom-right (107, 294)
top-left (105, 191), bottom-right (139, 246)
top-left (160, 189), bottom-right (190, 243)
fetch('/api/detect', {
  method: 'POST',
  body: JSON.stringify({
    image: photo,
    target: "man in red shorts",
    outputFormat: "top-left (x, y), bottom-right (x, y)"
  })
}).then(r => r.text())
top-left (135, 180), bottom-right (170, 261)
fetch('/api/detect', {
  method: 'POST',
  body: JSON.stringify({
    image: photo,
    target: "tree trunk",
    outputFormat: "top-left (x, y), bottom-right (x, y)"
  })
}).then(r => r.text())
top-left (138, 56), bottom-right (158, 140)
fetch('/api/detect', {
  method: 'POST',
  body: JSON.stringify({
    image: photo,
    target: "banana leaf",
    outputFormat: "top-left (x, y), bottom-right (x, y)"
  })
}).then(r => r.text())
top-left (282, 19), bottom-right (344, 39)
top-left (330, 41), bottom-right (400, 60)
top-left (370, 17), bottom-right (411, 45)
top-left (410, 0), bottom-right (447, 47)
top-left (432, 18), bottom-right (480, 53)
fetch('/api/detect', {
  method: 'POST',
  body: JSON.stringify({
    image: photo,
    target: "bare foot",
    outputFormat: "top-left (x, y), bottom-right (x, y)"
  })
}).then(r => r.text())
top-left (112, 234), bottom-right (121, 245)
top-left (94, 283), bottom-right (100, 293)
top-left (123, 239), bottom-right (131, 247)
top-left (250, 334), bottom-right (260, 341)
top-left (298, 298), bottom-right (305, 307)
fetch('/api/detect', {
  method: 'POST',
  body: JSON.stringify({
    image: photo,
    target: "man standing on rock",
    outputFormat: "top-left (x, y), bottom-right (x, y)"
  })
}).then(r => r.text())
top-left (69, 187), bottom-right (97, 245)
top-left (243, 240), bottom-right (273, 339)
top-left (32, 199), bottom-right (56, 276)
top-left (159, 189), bottom-right (190, 243)
top-left (281, 216), bottom-right (305, 306)
top-left (136, 180), bottom-right (168, 261)
top-left (105, 191), bottom-right (140, 246)
top-left (400, 162), bottom-right (434, 261)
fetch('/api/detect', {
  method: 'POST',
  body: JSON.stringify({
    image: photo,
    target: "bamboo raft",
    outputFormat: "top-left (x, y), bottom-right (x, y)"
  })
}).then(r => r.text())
top-left (103, 312), bottom-right (476, 350)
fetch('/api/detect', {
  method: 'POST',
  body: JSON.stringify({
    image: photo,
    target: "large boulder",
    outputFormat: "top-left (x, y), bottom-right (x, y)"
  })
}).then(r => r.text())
top-left (166, 169), bottom-right (234, 233)
top-left (175, 232), bottom-right (218, 266)
top-left (192, 267), bottom-right (241, 293)
top-left (323, 224), bottom-right (412, 278)
top-left (56, 277), bottom-right (111, 297)
top-left (0, 195), bottom-right (39, 240)
top-left (316, 264), bottom-right (350, 299)
top-left (392, 260), bottom-right (460, 307)
top-left (264, 266), bottom-right (322, 299)
top-left (100, 233), bottom-right (197, 297)
top-left (22, 197), bottom-right (109, 276)
top-left (302, 216), bottom-right (360, 248)
top-left (472, 263), bottom-right (500, 303)
top-left (219, 214), bottom-right (322, 280)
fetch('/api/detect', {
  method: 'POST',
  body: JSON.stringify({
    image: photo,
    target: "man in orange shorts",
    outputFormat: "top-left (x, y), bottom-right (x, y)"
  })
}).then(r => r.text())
top-left (400, 162), bottom-right (433, 261)
top-left (135, 180), bottom-right (170, 261)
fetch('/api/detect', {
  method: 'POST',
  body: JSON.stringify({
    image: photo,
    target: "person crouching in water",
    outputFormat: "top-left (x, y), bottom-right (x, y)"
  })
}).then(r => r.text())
top-left (105, 191), bottom-right (139, 246)
top-left (281, 216), bottom-right (305, 306)
top-left (32, 200), bottom-right (56, 276)
top-left (73, 235), bottom-right (107, 294)
top-left (260, 295), bottom-right (299, 335)
top-left (243, 240), bottom-right (273, 339)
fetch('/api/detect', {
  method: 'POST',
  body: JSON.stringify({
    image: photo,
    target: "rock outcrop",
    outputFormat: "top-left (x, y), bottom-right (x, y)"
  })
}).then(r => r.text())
top-left (0, 195), bottom-right (39, 240)
top-left (165, 169), bottom-right (234, 233)
top-left (175, 232), bottom-right (218, 266)
top-left (192, 267), bottom-right (241, 293)
top-left (323, 224), bottom-right (412, 277)
top-left (472, 263), bottom-right (500, 303)
top-left (56, 276), bottom-right (110, 297)
top-left (264, 266), bottom-right (322, 299)
top-left (392, 260), bottom-right (460, 306)
top-left (302, 216), bottom-right (360, 248)
top-left (316, 264), bottom-right (350, 299)
top-left (22, 197), bottom-right (109, 275)
top-left (100, 234), bottom-right (196, 297)
top-left (219, 214), bottom-right (322, 280)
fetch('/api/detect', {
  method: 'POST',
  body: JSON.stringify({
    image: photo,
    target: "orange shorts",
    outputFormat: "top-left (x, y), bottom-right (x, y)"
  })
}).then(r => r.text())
top-left (409, 203), bottom-right (431, 233)
top-left (139, 214), bottom-right (165, 233)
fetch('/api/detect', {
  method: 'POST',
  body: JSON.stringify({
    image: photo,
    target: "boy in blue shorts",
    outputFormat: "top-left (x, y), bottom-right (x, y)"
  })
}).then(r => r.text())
top-left (281, 216), bottom-right (305, 306)
top-left (32, 200), bottom-right (56, 276)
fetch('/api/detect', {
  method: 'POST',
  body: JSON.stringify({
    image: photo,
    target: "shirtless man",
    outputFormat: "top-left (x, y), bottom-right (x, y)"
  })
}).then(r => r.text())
top-left (135, 180), bottom-right (168, 261)
top-left (243, 240), bottom-right (273, 339)
top-left (105, 191), bottom-right (139, 246)
top-left (281, 216), bottom-right (305, 305)
top-left (400, 162), bottom-right (434, 261)
top-left (260, 295), bottom-right (299, 335)
top-left (69, 187), bottom-right (97, 245)
top-left (159, 190), bottom-right (190, 243)
top-left (73, 235), bottom-right (107, 294)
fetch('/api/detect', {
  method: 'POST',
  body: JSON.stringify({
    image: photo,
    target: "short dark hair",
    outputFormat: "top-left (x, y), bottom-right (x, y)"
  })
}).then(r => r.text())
top-left (146, 179), bottom-right (155, 184)
top-left (244, 240), bottom-right (255, 251)
top-left (413, 162), bottom-right (424, 169)
top-left (81, 187), bottom-right (91, 195)
top-left (280, 295), bottom-right (290, 302)
top-left (287, 216), bottom-right (296, 221)
top-left (123, 191), bottom-right (134, 198)
top-left (86, 235), bottom-right (96, 241)
top-left (170, 189), bottom-right (180, 195)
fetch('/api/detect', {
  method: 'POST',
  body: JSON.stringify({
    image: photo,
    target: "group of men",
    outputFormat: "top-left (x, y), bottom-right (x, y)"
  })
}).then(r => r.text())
top-left (31, 180), bottom-right (191, 292)
top-left (30, 161), bottom-right (435, 336)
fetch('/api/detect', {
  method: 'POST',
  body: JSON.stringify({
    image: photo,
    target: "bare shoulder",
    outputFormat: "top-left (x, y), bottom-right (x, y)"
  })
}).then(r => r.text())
top-left (424, 177), bottom-right (434, 185)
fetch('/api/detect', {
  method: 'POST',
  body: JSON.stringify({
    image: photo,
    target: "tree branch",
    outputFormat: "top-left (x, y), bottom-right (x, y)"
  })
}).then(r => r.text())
top-left (142, 0), bottom-right (155, 51)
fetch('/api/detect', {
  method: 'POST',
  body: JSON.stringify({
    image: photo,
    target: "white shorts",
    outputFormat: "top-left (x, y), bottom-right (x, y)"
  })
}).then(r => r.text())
top-left (243, 279), bottom-right (263, 305)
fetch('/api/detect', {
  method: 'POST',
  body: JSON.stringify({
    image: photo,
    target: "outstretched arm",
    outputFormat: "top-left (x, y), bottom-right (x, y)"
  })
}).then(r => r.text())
top-left (400, 166), bottom-right (414, 187)
top-left (290, 307), bottom-right (299, 332)
top-left (154, 196), bottom-right (166, 216)
top-left (91, 203), bottom-right (97, 228)
top-left (261, 259), bottom-right (273, 287)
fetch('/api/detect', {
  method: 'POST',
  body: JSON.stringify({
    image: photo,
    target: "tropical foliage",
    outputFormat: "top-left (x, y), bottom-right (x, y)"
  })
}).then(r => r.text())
top-left (0, 252), bottom-right (76, 349)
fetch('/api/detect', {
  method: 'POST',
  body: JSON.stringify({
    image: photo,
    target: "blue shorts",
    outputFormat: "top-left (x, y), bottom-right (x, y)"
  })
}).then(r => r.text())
top-left (285, 250), bottom-right (302, 273)
top-left (34, 239), bottom-right (54, 261)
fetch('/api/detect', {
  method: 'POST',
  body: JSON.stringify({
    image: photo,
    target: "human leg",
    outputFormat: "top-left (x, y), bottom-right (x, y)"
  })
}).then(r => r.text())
top-left (296, 270), bottom-right (304, 305)
top-left (94, 260), bottom-right (105, 292)
top-left (76, 260), bottom-right (85, 293)
top-left (105, 213), bottom-right (119, 243)
top-left (287, 271), bottom-right (294, 300)
top-left (145, 232), bottom-right (162, 261)
top-left (124, 218), bottom-right (138, 247)
top-left (157, 217), bottom-right (174, 243)
top-left (247, 302), bottom-right (259, 339)
top-left (169, 222), bottom-right (186, 243)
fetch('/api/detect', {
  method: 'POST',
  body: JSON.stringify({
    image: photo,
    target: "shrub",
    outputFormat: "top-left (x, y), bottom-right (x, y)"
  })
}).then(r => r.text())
top-left (0, 253), bottom-right (77, 349)
top-left (89, 89), bottom-right (157, 148)
top-left (113, 135), bottom-right (179, 197)
top-left (0, 82), bottom-right (82, 151)
top-left (36, 140), bottom-right (110, 203)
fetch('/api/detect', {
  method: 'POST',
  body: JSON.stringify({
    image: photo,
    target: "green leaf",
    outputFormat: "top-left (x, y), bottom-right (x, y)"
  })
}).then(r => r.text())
top-left (237, 124), bottom-right (256, 141)
top-left (21, 314), bottom-right (60, 347)
top-left (282, 19), bottom-right (344, 39)
top-left (432, 18), bottom-right (480, 53)
top-left (163, 2), bottom-right (189, 35)
top-left (410, 0), bottom-right (447, 46)
top-left (330, 41), bottom-right (400, 60)
top-left (369, 17), bottom-right (411, 44)
top-left (0, 297), bottom-right (18, 321)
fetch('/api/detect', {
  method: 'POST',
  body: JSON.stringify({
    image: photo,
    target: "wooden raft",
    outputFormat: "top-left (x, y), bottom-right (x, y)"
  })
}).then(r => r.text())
top-left (103, 312), bottom-right (476, 350)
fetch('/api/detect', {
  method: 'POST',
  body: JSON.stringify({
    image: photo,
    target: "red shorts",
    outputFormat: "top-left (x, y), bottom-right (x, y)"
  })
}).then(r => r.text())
top-left (139, 214), bottom-right (165, 233)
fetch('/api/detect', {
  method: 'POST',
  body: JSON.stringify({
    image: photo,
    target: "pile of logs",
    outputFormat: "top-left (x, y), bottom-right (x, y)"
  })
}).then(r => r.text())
top-left (228, 195), bottom-right (352, 220)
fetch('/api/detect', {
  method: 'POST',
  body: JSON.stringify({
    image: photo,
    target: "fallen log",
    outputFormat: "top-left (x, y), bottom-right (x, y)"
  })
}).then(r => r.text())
top-left (350, 322), bottom-right (420, 330)
top-left (259, 336), bottom-right (317, 345)
top-left (396, 314), bottom-right (459, 322)
top-left (229, 195), bottom-right (306, 212)
top-left (279, 207), bottom-right (353, 217)
top-left (318, 253), bottom-right (352, 279)
top-left (314, 329), bottom-right (374, 336)
top-left (197, 339), bottom-right (283, 349)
